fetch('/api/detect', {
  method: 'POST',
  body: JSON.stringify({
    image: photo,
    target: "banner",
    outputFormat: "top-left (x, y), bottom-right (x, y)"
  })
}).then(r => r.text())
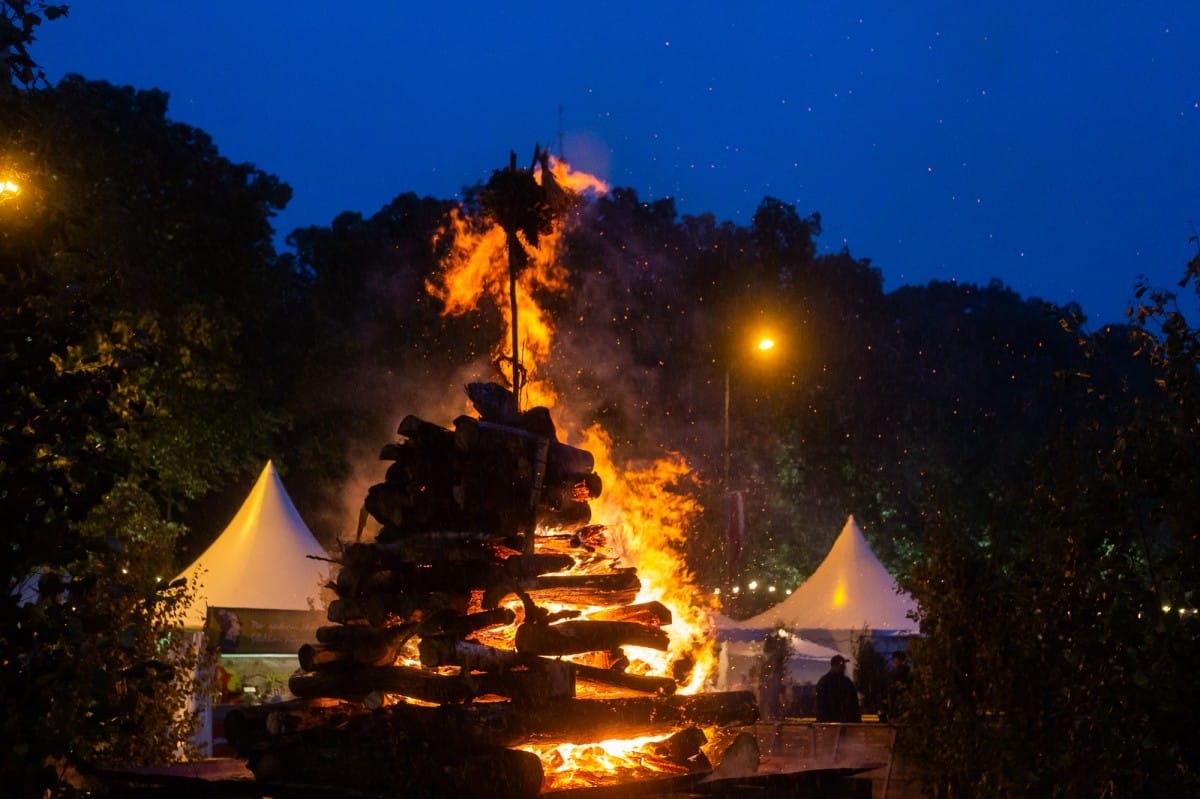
top-left (205, 607), bottom-right (326, 654)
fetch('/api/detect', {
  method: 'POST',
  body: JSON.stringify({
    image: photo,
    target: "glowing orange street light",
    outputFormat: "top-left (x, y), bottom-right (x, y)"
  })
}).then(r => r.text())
top-left (0, 179), bottom-right (20, 199)
top-left (723, 331), bottom-right (780, 585)
top-left (724, 334), bottom-right (779, 486)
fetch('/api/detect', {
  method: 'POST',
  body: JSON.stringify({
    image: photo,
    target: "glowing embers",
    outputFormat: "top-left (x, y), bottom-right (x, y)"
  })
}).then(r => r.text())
top-left (524, 731), bottom-right (696, 792)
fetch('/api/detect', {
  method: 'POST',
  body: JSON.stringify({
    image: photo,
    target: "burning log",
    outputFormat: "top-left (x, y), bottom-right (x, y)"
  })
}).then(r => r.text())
top-left (289, 664), bottom-right (481, 705)
top-left (521, 691), bottom-right (759, 743)
top-left (289, 659), bottom-right (576, 706)
top-left (572, 664), bottom-right (678, 695)
top-left (416, 606), bottom-right (517, 638)
top-left (584, 601), bottom-right (672, 626)
top-left (418, 636), bottom-right (526, 672)
top-left (503, 552), bottom-right (575, 578)
top-left (227, 693), bottom-right (757, 757)
top-left (514, 619), bottom-right (670, 656)
top-left (485, 568), bottom-right (641, 608)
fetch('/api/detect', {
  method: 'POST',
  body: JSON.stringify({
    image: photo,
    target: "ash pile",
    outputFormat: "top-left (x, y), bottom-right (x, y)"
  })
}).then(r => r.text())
top-left (223, 383), bottom-right (758, 798)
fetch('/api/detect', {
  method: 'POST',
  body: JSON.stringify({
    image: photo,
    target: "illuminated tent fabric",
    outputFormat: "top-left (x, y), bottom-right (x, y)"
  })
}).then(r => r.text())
top-left (729, 515), bottom-right (918, 640)
top-left (175, 461), bottom-right (329, 629)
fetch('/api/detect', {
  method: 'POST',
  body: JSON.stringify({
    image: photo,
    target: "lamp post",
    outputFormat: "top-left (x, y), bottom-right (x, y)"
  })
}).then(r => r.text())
top-left (723, 334), bottom-right (777, 585)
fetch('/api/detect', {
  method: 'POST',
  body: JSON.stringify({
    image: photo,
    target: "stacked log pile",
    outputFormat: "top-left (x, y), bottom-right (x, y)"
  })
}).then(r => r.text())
top-left (229, 383), bottom-right (757, 798)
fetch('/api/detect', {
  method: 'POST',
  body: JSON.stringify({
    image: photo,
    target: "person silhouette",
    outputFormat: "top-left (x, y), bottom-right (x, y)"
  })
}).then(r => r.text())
top-left (815, 654), bottom-right (861, 722)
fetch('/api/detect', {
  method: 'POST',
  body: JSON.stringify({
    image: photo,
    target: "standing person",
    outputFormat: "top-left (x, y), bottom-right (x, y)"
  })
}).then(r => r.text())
top-left (881, 651), bottom-right (912, 723)
top-left (815, 654), bottom-right (862, 722)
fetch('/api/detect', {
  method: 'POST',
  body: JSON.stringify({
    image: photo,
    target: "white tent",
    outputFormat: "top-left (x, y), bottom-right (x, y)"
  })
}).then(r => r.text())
top-left (715, 631), bottom-right (845, 690)
top-left (726, 515), bottom-right (918, 653)
top-left (175, 461), bottom-right (329, 629)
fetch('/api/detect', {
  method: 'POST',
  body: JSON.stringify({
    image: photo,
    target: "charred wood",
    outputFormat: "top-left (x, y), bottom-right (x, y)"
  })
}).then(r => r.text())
top-left (484, 569), bottom-right (641, 608)
top-left (231, 693), bottom-right (756, 758)
top-left (571, 663), bottom-right (678, 695)
top-left (288, 659), bottom-right (575, 706)
top-left (418, 636), bottom-right (527, 672)
top-left (514, 620), bottom-right (670, 656)
top-left (222, 698), bottom-right (359, 754)
top-left (289, 664), bottom-right (480, 705)
top-left (584, 601), bottom-right (672, 626)
top-left (416, 606), bottom-right (516, 639)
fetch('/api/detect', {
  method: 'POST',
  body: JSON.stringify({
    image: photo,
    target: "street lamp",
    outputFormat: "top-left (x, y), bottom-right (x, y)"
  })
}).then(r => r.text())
top-left (722, 332), bottom-right (778, 585)
top-left (724, 335), bottom-right (777, 487)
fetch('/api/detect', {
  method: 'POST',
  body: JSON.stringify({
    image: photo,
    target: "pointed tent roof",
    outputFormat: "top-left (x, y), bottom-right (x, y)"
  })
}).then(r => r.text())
top-left (176, 461), bottom-right (329, 628)
top-left (738, 515), bottom-right (917, 633)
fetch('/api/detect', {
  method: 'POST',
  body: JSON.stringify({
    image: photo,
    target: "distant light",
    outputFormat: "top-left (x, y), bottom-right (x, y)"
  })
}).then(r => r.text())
top-left (713, 587), bottom-right (721, 595)
top-left (785, 588), bottom-right (793, 595)
top-left (767, 585), bottom-right (776, 593)
top-left (757, 338), bottom-right (775, 352)
top-left (731, 585), bottom-right (741, 595)
top-left (0, 180), bottom-right (19, 195)
top-left (748, 580), bottom-right (759, 591)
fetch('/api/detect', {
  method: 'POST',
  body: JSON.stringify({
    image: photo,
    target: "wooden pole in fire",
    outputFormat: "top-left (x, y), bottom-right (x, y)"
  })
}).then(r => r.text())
top-left (507, 154), bottom-right (523, 405)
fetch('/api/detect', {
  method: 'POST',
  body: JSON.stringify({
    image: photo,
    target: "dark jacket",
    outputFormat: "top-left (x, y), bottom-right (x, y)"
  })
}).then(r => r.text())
top-left (815, 670), bottom-right (862, 722)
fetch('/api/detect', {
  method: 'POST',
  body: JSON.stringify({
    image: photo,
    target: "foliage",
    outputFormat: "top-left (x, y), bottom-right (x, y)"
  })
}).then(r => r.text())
top-left (853, 634), bottom-right (886, 715)
top-left (1, 73), bottom-right (289, 795)
top-left (0, 1), bottom-right (67, 96)
top-left (900, 259), bottom-right (1200, 796)
top-left (5, 482), bottom-right (214, 795)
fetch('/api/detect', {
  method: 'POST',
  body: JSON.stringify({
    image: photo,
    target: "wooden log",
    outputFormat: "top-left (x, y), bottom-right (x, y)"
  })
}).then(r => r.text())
top-left (584, 601), bottom-right (672, 626)
top-left (333, 562), bottom-right (398, 597)
top-left (416, 606), bottom-right (517, 639)
top-left (525, 569), bottom-right (641, 593)
top-left (572, 663), bottom-right (678, 695)
top-left (325, 592), bottom-right (416, 626)
top-left (389, 692), bottom-right (755, 746)
top-left (503, 552), bottom-right (575, 578)
top-left (289, 664), bottom-right (479, 704)
top-left (418, 636), bottom-right (526, 672)
top-left (340, 537), bottom-right (501, 570)
top-left (534, 499), bottom-right (592, 529)
top-left (485, 569), bottom-right (641, 608)
top-left (300, 625), bottom-right (410, 670)
top-left (479, 660), bottom-right (576, 707)
top-left (297, 643), bottom-right (351, 672)
top-left (514, 619), bottom-right (670, 656)
top-left (519, 691), bottom-right (759, 744)
top-left (222, 698), bottom-right (358, 754)
top-left (314, 622), bottom-right (414, 649)
top-left (232, 692), bottom-right (757, 757)
top-left (288, 659), bottom-right (575, 706)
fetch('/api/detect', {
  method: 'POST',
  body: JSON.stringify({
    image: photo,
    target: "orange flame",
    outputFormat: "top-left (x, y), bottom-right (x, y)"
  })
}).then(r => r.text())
top-left (427, 154), bottom-right (718, 778)
top-left (519, 733), bottom-right (693, 792)
top-left (578, 424), bottom-right (716, 693)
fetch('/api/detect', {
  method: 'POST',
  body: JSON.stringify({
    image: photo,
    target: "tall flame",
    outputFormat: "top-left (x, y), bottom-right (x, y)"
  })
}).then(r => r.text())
top-left (579, 424), bottom-right (715, 692)
top-left (426, 154), bottom-right (716, 690)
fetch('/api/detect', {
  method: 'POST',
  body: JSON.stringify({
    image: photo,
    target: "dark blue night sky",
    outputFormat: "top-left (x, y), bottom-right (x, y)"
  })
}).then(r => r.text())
top-left (34, 1), bottom-right (1200, 325)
